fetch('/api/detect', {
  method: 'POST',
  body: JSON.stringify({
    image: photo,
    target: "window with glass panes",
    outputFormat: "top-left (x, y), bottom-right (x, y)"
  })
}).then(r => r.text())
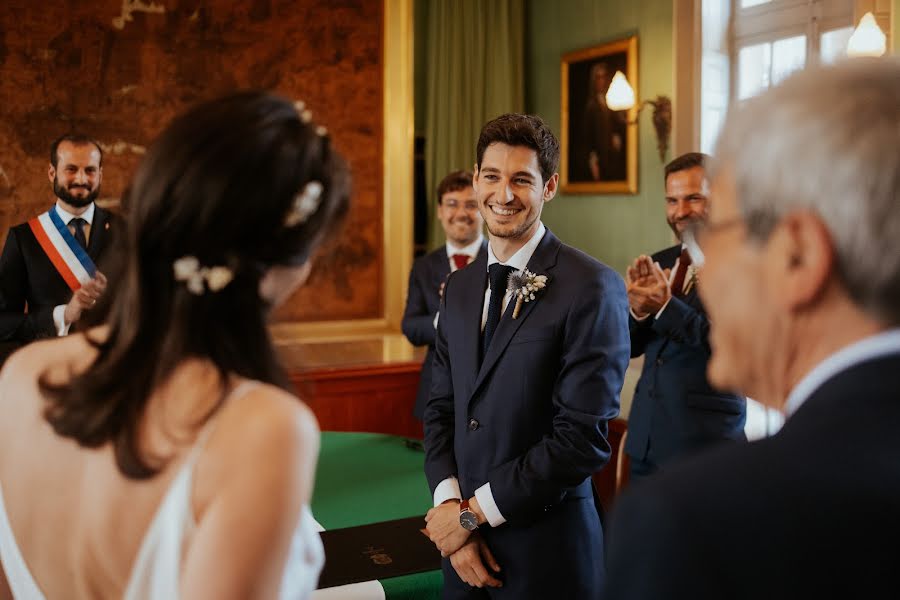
top-left (700, 0), bottom-right (855, 152)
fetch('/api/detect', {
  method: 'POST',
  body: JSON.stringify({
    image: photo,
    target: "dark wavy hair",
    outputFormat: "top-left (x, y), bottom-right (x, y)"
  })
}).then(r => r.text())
top-left (475, 113), bottom-right (560, 184)
top-left (41, 91), bottom-right (350, 478)
top-left (436, 170), bottom-right (474, 204)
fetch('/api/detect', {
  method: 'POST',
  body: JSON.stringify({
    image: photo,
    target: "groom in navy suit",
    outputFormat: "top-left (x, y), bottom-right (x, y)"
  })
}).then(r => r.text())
top-left (402, 170), bottom-right (486, 420)
top-left (423, 113), bottom-right (630, 598)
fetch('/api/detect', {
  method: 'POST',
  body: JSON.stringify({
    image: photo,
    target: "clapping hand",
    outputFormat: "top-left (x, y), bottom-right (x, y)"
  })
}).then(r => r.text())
top-left (625, 255), bottom-right (671, 317)
top-left (64, 271), bottom-right (108, 325)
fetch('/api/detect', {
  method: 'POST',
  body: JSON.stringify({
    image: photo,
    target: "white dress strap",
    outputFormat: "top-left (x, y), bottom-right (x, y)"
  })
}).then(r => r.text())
top-left (0, 482), bottom-right (47, 599)
top-left (124, 380), bottom-right (263, 600)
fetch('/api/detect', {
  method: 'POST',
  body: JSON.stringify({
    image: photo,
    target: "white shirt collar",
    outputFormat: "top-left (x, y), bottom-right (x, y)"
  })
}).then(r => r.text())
top-left (486, 222), bottom-right (546, 272)
top-left (784, 328), bottom-right (900, 416)
top-left (446, 234), bottom-right (484, 259)
top-left (55, 201), bottom-right (95, 226)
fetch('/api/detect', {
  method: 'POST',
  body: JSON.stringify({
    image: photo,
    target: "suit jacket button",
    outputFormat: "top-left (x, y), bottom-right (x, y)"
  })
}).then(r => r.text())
top-left (468, 418), bottom-right (479, 431)
top-left (656, 357), bottom-right (663, 366)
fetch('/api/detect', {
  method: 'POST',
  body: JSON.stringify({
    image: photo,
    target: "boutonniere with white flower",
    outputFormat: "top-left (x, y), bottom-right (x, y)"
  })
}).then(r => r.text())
top-left (507, 268), bottom-right (548, 319)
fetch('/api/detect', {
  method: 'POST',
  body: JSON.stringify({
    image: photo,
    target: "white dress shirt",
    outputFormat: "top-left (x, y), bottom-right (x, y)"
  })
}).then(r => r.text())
top-left (433, 223), bottom-right (547, 528)
top-left (784, 328), bottom-right (900, 417)
top-left (445, 234), bottom-right (484, 272)
top-left (52, 202), bottom-right (96, 336)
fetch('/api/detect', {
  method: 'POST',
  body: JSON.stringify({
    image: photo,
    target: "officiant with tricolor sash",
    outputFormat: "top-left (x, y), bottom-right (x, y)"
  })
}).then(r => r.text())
top-left (0, 134), bottom-right (115, 362)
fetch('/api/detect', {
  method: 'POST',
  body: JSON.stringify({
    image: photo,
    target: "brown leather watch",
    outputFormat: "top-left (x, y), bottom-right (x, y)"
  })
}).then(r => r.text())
top-left (459, 499), bottom-right (479, 531)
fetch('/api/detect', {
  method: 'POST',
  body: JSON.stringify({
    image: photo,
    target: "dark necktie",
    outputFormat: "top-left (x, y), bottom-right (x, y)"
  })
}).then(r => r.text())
top-left (670, 248), bottom-right (692, 297)
top-left (70, 218), bottom-right (88, 250)
top-left (451, 253), bottom-right (470, 270)
top-left (483, 264), bottom-right (514, 356)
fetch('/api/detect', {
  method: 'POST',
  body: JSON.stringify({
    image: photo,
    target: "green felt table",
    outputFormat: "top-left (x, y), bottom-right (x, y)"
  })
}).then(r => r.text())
top-left (312, 431), bottom-right (443, 600)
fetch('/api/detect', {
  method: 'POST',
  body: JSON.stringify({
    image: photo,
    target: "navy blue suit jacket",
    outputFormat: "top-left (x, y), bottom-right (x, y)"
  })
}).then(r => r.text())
top-left (401, 241), bottom-right (487, 419)
top-left (606, 352), bottom-right (900, 599)
top-left (0, 205), bottom-right (116, 349)
top-left (625, 244), bottom-right (746, 468)
top-left (423, 229), bottom-right (630, 598)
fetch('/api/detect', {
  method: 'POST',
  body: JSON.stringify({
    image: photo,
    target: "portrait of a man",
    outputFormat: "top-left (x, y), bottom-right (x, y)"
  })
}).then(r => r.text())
top-left (561, 36), bottom-right (637, 194)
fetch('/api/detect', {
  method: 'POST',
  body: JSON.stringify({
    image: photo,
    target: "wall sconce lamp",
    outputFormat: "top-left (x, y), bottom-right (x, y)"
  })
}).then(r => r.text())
top-left (847, 12), bottom-right (886, 58)
top-left (605, 71), bottom-right (672, 163)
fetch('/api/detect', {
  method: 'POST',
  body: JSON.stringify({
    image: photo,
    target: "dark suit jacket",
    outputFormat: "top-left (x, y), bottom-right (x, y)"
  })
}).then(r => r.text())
top-left (605, 352), bottom-right (900, 599)
top-left (0, 205), bottom-right (116, 350)
top-left (626, 244), bottom-right (746, 468)
top-left (423, 229), bottom-right (630, 598)
top-left (402, 241), bottom-right (487, 420)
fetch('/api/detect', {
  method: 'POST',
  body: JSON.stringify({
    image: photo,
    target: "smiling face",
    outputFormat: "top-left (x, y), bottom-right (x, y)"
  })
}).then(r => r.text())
top-left (665, 165), bottom-right (710, 240)
top-left (474, 142), bottom-right (558, 249)
top-left (48, 141), bottom-right (103, 211)
top-left (436, 185), bottom-right (483, 246)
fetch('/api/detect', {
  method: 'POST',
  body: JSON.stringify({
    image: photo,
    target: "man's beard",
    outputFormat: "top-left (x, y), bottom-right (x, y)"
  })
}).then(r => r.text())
top-left (668, 215), bottom-right (702, 241)
top-left (53, 178), bottom-right (99, 208)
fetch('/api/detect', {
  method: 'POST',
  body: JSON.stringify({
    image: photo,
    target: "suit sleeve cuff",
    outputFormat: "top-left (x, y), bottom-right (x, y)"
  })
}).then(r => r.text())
top-left (433, 476), bottom-right (462, 506)
top-left (474, 482), bottom-right (506, 527)
top-left (654, 297), bottom-right (673, 320)
top-left (629, 308), bottom-right (651, 322)
top-left (53, 305), bottom-right (71, 337)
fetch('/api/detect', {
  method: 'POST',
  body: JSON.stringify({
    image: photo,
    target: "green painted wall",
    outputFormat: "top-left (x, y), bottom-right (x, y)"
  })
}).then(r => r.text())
top-left (894, 0), bottom-right (899, 53)
top-left (525, 0), bottom-right (675, 275)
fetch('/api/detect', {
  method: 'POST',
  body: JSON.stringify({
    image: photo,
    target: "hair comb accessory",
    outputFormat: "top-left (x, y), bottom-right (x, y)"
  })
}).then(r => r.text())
top-left (284, 180), bottom-right (324, 227)
top-left (173, 256), bottom-right (234, 295)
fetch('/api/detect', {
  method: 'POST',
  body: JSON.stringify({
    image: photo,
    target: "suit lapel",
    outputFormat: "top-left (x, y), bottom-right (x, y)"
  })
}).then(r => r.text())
top-left (87, 206), bottom-right (110, 260)
top-left (455, 251), bottom-right (488, 399)
top-left (470, 230), bottom-right (561, 402)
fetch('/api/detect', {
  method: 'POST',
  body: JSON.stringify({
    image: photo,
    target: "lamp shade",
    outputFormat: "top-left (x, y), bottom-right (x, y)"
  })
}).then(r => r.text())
top-left (847, 12), bottom-right (886, 58)
top-left (606, 71), bottom-right (636, 111)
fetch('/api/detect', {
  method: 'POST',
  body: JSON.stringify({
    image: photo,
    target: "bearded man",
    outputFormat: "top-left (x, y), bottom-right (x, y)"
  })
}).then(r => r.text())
top-left (0, 134), bottom-right (115, 358)
top-left (623, 152), bottom-right (746, 482)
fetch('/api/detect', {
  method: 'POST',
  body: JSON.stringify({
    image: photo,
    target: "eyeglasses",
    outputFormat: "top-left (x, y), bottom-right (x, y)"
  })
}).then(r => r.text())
top-left (682, 217), bottom-right (745, 268)
top-left (442, 199), bottom-right (479, 212)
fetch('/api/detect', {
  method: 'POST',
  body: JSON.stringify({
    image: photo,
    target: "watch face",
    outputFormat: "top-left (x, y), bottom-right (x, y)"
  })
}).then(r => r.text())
top-left (460, 510), bottom-right (479, 531)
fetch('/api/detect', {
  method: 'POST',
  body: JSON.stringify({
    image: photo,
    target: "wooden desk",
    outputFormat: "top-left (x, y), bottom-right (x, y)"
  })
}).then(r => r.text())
top-left (277, 334), bottom-right (426, 439)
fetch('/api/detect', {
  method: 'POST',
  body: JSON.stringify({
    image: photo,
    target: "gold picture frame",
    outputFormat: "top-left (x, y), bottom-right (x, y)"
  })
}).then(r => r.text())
top-left (560, 35), bottom-right (638, 194)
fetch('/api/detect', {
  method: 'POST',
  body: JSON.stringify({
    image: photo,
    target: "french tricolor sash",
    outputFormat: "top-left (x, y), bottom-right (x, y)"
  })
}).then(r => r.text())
top-left (27, 206), bottom-right (97, 292)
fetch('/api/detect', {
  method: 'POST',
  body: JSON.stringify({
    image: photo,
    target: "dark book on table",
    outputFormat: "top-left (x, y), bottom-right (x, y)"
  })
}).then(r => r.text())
top-left (316, 515), bottom-right (442, 589)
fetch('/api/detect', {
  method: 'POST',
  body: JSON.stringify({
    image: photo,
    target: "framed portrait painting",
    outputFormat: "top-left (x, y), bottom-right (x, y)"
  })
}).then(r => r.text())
top-left (561, 35), bottom-right (638, 194)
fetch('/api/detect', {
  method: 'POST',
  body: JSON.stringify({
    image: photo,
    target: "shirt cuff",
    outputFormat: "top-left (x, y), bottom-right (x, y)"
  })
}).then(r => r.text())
top-left (474, 482), bottom-right (506, 527)
top-left (433, 311), bottom-right (440, 329)
top-left (433, 477), bottom-right (462, 506)
top-left (53, 305), bottom-right (71, 337)
top-left (654, 296), bottom-right (673, 320)
top-left (629, 308), bottom-right (651, 322)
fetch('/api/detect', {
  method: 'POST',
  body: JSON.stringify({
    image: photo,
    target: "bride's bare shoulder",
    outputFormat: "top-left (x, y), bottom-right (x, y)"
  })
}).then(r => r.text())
top-left (206, 382), bottom-right (320, 468)
top-left (0, 332), bottom-right (100, 389)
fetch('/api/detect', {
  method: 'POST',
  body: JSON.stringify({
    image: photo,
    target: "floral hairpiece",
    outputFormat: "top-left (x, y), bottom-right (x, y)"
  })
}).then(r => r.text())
top-left (284, 180), bottom-right (324, 227)
top-left (173, 256), bottom-right (234, 295)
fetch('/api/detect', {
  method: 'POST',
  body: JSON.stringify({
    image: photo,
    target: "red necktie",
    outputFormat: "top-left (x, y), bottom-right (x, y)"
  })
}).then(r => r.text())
top-left (670, 248), bottom-right (692, 297)
top-left (451, 254), bottom-right (470, 270)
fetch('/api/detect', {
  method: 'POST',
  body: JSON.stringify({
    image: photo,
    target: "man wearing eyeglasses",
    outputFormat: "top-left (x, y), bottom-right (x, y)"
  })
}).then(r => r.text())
top-left (623, 152), bottom-right (746, 483)
top-left (403, 170), bottom-right (486, 420)
top-left (606, 58), bottom-right (900, 598)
